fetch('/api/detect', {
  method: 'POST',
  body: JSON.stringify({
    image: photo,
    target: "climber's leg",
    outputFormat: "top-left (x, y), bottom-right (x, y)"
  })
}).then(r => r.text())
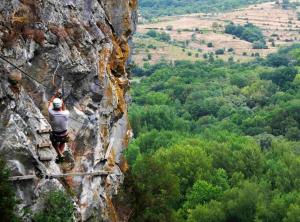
top-left (58, 143), bottom-right (65, 155)
top-left (54, 142), bottom-right (64, 157)
top-left (50, 133), bottom-right (63, 157)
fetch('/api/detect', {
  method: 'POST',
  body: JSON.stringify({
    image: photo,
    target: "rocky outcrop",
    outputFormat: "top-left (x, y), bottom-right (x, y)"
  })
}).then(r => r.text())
top-left (0, 0), bottom-right (137, 221)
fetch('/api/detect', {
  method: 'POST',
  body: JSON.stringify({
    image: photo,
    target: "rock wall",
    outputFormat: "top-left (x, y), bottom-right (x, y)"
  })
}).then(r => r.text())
top-left (0, 0), bottom-right (137, 221)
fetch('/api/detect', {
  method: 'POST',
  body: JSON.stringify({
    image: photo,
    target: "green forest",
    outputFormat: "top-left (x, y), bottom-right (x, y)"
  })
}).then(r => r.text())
top-left (139, 0), bottom-right (272, 19)
top-left (117, 44), bottom-right (300, 221)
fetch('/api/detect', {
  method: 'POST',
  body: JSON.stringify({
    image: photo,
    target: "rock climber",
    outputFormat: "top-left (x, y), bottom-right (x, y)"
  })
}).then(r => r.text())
top-left (48, 90), bottom-right (70, 163)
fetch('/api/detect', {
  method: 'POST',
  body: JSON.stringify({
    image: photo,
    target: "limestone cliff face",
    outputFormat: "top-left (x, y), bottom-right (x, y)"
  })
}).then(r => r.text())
top-left (0, 0), bottom-right (137, 221)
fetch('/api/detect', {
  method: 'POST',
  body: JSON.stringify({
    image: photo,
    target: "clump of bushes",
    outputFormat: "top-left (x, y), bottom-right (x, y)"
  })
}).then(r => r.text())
top-left (33, 190), bottom-right (75, 222)
top-left (252, 41), bottom-right (268, 49)
top-left (166, 25), bottom-right (173, 31)
top-left (207, 42), bottom-right (213, 48)
top-left (225, 22), bottom-right (267, 49)
top-left (148, 44), bottom-right (157, 49)
top-left (0, 157), bottom-right (19, 221)
top-left (215, 48), bottom-right (225, 55)
top-left (146, 30), bottom-right (171, 42)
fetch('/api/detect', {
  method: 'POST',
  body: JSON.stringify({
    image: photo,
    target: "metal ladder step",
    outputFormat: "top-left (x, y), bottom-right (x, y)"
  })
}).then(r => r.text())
top-left (37, 142), bottom-right (51, 149)
top-left (36, 129), bottom-right (56, 161)
top-left (37, 129), bottom-right (52, 134)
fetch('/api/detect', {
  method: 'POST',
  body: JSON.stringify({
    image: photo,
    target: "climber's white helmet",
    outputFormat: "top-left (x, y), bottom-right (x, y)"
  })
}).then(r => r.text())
top-left (53, 98), bottom-right (62, 109)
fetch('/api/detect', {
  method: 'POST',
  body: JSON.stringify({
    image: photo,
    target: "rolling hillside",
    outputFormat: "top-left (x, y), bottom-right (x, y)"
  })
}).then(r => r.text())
top-left (133, 1), bottom-right (300, 65)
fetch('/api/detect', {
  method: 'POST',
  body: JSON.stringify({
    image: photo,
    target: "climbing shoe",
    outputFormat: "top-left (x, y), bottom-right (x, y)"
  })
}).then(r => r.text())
top-left (55, 156), bottom-right (65, 164)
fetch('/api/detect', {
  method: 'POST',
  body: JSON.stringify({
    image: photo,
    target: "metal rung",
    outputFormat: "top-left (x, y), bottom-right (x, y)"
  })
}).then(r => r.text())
top-left (37, 143), bottom-right (51, 149)
top-left (37, 129), bottom-right (52, 134)
top-left (9, 175), bottom-right (36, 181)
top-left (47, 171), bottom-right (110, 178)
top-left (9, 171), bottom-right (112, 181)
top-left (39, 156), bottom-right (53, 161)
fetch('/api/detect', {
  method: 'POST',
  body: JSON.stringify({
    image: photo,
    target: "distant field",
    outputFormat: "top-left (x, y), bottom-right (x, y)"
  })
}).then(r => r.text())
top-left (133, 2), bottom-right (300, 65)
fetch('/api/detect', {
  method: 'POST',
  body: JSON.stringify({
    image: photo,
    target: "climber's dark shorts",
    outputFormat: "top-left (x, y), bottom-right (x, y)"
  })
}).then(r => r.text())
top-left (50, 130), bottom-right (69, 144)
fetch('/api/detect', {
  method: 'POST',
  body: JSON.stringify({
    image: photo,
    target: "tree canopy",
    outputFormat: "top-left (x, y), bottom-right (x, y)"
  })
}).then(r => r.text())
top-left (119, 44), bottom-right (300, 221)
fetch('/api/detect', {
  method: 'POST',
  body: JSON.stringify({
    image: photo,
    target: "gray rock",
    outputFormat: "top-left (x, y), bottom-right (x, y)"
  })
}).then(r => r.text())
top-left (0, 0), bottom-right (136, 220)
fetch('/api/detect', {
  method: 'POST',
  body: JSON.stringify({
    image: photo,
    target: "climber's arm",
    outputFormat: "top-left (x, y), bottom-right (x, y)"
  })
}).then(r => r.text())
top-left (48, 89), bottom-right (64, 109)
top-left (48, 96), bottom-right (56, 109)
top-left (62, 102), bottom-right (66, 111)
top-left (55, 89), bottom-right (66, 110)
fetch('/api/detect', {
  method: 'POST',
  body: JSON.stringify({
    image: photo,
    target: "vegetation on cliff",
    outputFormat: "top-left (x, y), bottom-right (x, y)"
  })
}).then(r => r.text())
top-left (121, 44), bottom-right (300, 221)
top-left (0, 157), bottom-right (74, 221)
top-left (33, 190), bottom-right (74, 222)
top-left (0, 158), bottom-right (19, 222)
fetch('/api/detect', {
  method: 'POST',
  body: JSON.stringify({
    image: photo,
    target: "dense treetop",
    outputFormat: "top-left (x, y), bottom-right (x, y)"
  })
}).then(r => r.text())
top-left (117, 44), bottom-right (300, 221)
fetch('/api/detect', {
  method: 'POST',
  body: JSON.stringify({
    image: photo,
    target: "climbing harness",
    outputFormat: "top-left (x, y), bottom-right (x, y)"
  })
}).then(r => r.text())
top-left (50, 131), bottom-right (70, 144)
